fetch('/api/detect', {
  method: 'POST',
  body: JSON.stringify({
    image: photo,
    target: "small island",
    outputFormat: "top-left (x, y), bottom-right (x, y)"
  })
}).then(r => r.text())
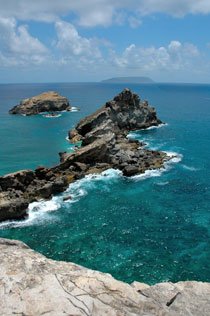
top-left (102, 76), bottom-right (154, 84)
top-left (9, 91), bottom-right (71, 115)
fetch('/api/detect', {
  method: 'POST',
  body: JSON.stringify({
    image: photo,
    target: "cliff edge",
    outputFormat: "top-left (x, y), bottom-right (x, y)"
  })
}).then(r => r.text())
top-left (0, 238), bottom-right (209, 316)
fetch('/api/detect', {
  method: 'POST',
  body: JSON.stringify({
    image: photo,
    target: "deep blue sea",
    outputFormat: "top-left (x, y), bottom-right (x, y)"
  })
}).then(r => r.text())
top-left (0, 82), bottom-right (210, 285)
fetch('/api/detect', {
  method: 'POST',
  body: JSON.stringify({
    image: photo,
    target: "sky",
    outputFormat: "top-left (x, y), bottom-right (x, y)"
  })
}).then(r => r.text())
top-left (0, 0), bottom-right (210, 83)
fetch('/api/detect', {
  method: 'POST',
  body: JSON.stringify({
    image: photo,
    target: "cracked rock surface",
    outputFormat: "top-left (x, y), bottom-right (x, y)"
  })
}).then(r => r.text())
top-left (0, 238), bottom-right (210, 316)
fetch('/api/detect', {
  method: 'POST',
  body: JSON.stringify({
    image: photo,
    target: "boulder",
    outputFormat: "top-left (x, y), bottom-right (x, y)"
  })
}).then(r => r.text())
top-left (0, 199), bottom-right (28, 221)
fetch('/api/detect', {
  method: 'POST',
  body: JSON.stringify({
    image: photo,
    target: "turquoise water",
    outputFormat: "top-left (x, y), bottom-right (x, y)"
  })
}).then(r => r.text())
top-left (0, 82), bottom-right (210, 284)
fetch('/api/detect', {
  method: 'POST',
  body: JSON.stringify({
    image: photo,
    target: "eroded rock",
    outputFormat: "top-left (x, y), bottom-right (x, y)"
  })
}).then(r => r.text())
top-left (1, 89), bottom-right (169, 222)
top-left (9, 91), bottom-right (71, 115)
top-left (0, 238), bottom-right (209, 316)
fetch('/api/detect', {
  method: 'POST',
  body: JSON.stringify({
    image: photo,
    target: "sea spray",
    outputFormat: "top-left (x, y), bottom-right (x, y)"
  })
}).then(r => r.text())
top-left (131, 151), bottom-right (182, 181)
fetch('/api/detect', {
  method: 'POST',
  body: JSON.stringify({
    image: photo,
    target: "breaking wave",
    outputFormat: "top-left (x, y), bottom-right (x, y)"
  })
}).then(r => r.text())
top-left (132, 151), bottom-right (182, 181)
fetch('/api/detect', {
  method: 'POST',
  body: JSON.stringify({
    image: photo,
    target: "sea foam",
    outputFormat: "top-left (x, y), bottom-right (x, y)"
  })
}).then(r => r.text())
top-left (0, 169), bottom-right (123, 229)
top-left (181, 164), bottom-right (199, 171)
top-left (0, 124), bottom-right (181, 228)
top-left (0, 197), bottom-right (61, 229)
top-left (132, 151), bottom-right (182, 181)
top-left (140, 123), bottom-right (168, 131)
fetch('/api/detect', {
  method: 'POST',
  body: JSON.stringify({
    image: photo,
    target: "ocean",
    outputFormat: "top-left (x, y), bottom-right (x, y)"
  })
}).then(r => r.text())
top-left (0, 82), bottom-right (210, 285)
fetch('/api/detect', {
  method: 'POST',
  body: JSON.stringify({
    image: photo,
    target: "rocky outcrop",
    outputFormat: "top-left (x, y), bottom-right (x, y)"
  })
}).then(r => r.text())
top-left (1, 89), bottom-right (169, 222)
top-left (0, 238), bottom-right (210, 316)
top-left (9, 91), bottom-right (71, 115)
top-left (66, 88), bottom-right (166, 176)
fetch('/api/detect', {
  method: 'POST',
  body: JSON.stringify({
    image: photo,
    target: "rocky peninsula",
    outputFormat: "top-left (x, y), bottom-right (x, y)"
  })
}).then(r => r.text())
top-left (9, 91), bottom-right (71, 115)
top-left (1, 89), bottom-right (167, 222)
top-left (1, 89), bottom-right (209, 315)
top-left (0, 238), bottom-right (210, 315)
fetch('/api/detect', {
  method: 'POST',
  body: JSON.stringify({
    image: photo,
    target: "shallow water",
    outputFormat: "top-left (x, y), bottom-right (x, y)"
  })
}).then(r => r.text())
top-left (0, 82), bottom-right (210, 284)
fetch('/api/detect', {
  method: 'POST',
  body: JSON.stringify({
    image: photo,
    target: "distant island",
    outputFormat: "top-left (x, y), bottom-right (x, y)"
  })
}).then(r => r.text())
top-left (101, 76), bottom-right (154, 84)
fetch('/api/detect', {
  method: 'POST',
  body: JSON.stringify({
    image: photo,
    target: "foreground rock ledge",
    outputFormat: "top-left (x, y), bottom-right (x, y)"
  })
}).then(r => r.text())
top-left (0, 238), bottom-right (209, 316)
top-left (1, 89), bottom-right (167, 222)
top-left (9, 91), bottom-right (71, 115)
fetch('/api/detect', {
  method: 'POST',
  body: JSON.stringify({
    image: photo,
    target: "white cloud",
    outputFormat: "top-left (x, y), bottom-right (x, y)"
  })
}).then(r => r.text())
top-left (110, 41), bottom-right (200, 72)
top-left (1, 0), bottom-right (210, 27)
top-left (0, 17), bottom-right (48, 66)
top-left (55, 20), bottom-right (101, 58)
top-left (128, 16), bottom-right (142, 28)
top-left (0, 2), bottom-right (208, 82)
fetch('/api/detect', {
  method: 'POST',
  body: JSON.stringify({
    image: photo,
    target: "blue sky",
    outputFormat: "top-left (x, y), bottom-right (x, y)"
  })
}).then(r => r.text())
top-left (0, 0), bottom-right (210, 83)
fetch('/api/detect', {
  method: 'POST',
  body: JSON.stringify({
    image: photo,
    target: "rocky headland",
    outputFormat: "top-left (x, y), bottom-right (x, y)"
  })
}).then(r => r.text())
top-left (9, 91), bottom-right (71, 115)
top-left (1, 89), bottom-right (209, 315)
top-left (1, 89), bottom-right (167, 222)
top-left (0, 238), bottom-right (210, 316)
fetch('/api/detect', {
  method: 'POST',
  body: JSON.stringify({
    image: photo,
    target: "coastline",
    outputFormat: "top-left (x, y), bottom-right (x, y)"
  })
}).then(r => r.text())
top-left (0, 89), bottom-right (168, 222)
top-left (0, 86), bottom-right (210, 314)
top-left (0, 148), bottom-right (181, 230)
top-left (0, 237), bottom-right (210, 315)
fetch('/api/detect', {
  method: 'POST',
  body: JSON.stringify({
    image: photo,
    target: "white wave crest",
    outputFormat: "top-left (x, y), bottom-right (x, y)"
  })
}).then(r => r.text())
top-left (132, 151), bottom-right (182, 181)
top-left (71, 107), bottom-right (79, 112)
top-left (132, 168), bottom-right (163, 180)
top-left (42, 114), bottom-right (61, 118)
top-left (127, 123), bottom-right (168, 140)
top-left (0, 169), bottom-right (122, 229)
top-left (0, 197), bottom-right (61, 229)
top-left (156, 181), bottom-right (169, 186)
top-left (63, 169), bottom-right (122, 204)
top-left (141, 123), bottom-right (168, 131)
top-left (165, 151), bottom-right (183, 164)
top-left (181, 164), bottom-right (199, 171)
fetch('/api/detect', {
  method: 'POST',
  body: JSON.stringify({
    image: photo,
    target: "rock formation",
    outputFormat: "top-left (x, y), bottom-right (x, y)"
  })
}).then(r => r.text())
top-left (9, 91), bottom-right (71, 115)
top-left (0, 238), bottom-right (210, 316)
top-left (1, 89), bottom-right (168, 222)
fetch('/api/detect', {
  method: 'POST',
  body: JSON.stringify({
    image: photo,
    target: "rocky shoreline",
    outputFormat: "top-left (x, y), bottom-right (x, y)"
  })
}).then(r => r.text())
top-left (1, 89), bottom-right (168, 222)
top-left (1, 89), bottom-right (209, 315)
top-left (0, 237), bottom-right (210, 316)
top-left (9, 91), bottom-right (71, 115)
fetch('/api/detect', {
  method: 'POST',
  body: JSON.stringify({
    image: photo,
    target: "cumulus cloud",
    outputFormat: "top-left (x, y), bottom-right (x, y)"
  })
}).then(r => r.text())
top-left (0, 0), bottom-right (210, 26)
top-left (0, 17), bottom-right (48, 66)
top-left (55, 21), bottom-right (101, 58)
top-left (110, 41), bottom-right (200, 72)
top-left (54, 20), bottom-right (105, 70)
top-left (0, 1), bottom-right (208, 81)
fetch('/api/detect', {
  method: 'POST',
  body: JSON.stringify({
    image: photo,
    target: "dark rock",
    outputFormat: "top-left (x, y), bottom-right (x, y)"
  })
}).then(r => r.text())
top-left (63, 195), bottom-right (72, 201)
top-left (122, 165), bottom-right (140, 176)
top-left (0, 199), bottom-right (28, 221)
top-left (0, 170), bottom-right (35, 191)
